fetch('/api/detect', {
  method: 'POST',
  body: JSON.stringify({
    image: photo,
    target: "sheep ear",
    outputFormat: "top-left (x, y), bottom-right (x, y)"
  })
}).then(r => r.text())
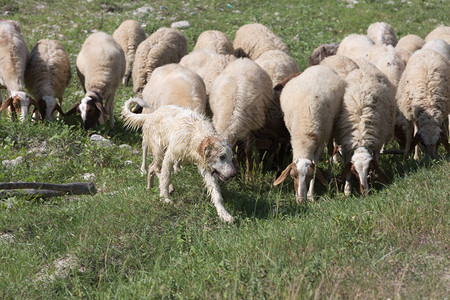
top-left (369, 160), bottom-right (387, 184)
top-left (94, 100), bottom-right (109, 118)
top-left (65, 102), bottom-right (80, 116)
top-left (273, 162), bottom-right (294, 186)
top-left (314, 165), bottom-right (328, 186)
top-left (55, 103), bottom-right (66, 117)
top-left (439, 131), bottom-right (450, 154)
top-left (0, 97), bottom-right (13, 111)
top-left (340, 161), bottom-right (353, 182)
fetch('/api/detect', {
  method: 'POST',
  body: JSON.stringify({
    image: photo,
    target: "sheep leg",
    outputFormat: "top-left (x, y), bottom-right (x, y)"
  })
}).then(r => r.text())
top-left (140, 142), bottom-right (147, 175)
top-left (147, 162), bottom-right (155, 190)
top-left (244, 137), bottom-right (254, 181)
top-left (159, 154), bottom-right (174, 203)
top-left (308, 144), bottom-right (326, 201)
top-left (106, 92), bottom-right (115, 128)
top-left (403, 123), bottom-right (414, 160)
top-left (413, 123), bottom-right (419, 160)
top-left (200, 168), bottom-right (234, 223)
top-left (343, 152), bottom-right (352, 196)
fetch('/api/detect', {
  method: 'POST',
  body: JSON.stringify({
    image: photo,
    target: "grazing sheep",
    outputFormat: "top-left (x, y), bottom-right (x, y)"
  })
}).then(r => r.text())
top-left (308, 42), bottom-right (340, 66)
top-left (66, 32), bottom-right (125, 130)
top-left (132, 27), bottom-right (188, 97)
top-left (24, 39), bottom-right (71, 120)
top-left (395, 34), bottom-right (425, 53)
top-left (367, 22), bottom-right (398, 46)
top-left (273, 65), bottom-right (346, 202)
top-left (112, 20), bottom-right (146, 86)
top-left (140, 63), bottom-right (207, 173)
top-left (366, 44), bottom-right (405, 87)
top-left (209, 58), bottom-right (273, 173)
top-left (193, 30), bottom-right (234, 55)
top-left (179, 49), bottom-right (236, 101)
top-left (421, 39), bottom-right (450, 60)
top-left (335, 62), bottom-right (396, 196)
top-left (254, 49), bottom-right (299, 87)
top-left (396, 49), bottom-right (450, 160)
top-left (121, 98), bottom-right (237, 223)
top-left (336, 34), bottom-right (375, 62)
top-left (233, 23), bottom-right (289, 60)
top-left (425, 25), bottom-right (450, 44)
top-left (319, 55), bottom-right (359, 79)
top-left (0, 20), bottom-right (38, 120)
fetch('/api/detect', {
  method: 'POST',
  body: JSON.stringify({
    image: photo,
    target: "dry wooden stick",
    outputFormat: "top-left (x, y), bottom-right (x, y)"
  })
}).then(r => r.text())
top-left (0, 182), bottom-right (97, 199)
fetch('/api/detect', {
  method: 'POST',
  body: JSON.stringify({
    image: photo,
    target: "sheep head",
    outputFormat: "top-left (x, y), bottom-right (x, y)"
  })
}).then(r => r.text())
top-left (33, 96), bottom-right (65, 120)
top-left (341, 147), bottom-right (386, 195)
top-left (0, 91), bottom-right (39, 121)
top-left (274, 158), bottom-right (327, 203)
top-left (411, 110), bottom-right (448, 159)
top-left (65, 94), bottom-right (108, 130)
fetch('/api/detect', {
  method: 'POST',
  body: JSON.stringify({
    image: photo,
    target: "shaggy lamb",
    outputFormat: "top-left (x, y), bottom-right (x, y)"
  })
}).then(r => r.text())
top-left (66, 31), bottom-right (125, 130)
top-left (273, 65), bottom-right (346, 202)
top-left (233, 23), bottom-right (289, 60)
top-left (0, 20), bottom-right (38, 120)
top-left (334, 61), bottom-right (396, 196)
top-left (132, 27), bottom-right (188, 97)
top-left (396, 49), bottom-right (450, 159)
top-left (112, 20), bottom-right (146, 86)
top-left (121, 98), bottom-right (237, 223)
top-left (24, 39), bottom-right (71, 120)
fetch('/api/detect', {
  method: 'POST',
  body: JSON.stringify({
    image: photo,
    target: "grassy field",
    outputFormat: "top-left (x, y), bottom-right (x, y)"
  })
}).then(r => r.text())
top-left (1, 0), bottom-right (449, 298)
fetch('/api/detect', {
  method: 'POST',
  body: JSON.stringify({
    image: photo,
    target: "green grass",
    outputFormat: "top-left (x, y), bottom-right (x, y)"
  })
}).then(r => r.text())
top-left (1, 0), bottom-right (449, 298)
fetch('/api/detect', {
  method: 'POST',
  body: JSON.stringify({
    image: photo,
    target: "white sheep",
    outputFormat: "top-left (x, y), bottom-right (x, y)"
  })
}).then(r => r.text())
top-left (112, 20), bottom-right (146, 86)
top-left (273, 65), bottom-right (346, 202)
top-left (233, 23), bottom-right (289, 60)
top-left (179, 49), bottom-right (236, 102)
top-left (209, 58), bottom-right (273, 173)
top-left (396, 49), bottom-right (450, 159)
top-left (132, 27), bottom-right (188, 96)
top-left (334, 61), bottom-right (396, 196)
top-left (367, 22), bottom-right (398, 46)
top-left (421, 39), bottom-right (450, 60)
top-left (24, 39), bottom-right (71, 120)
top-left (425, 25), bottom-right (450, 44)
top-left (395, 48), bottom-right (413, 65)
top-left (336, 34), bottom-right (375, 62)
top-left (319, 55), bottom-right (359, 79)
top-left (395, 34), bottom-right (425, 53)
top-left (366, 44), bottom-right (405, 87)
top-left (140, 63), bottom-right (207, 174)
top-left (254, 49), bottom-right (300, 87)
top-left (0, 20), bottom-right (38, 120)
top-left (66, 31), bottom-right (125, 130)
top-left (308, 42), bottom-right (340, 66)
top-left (193, 30), bottom-right (234, 55)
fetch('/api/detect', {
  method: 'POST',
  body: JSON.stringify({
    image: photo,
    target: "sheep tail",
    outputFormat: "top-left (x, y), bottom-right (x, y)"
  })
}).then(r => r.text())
top-left (121, 97), bottom-right (149, 131)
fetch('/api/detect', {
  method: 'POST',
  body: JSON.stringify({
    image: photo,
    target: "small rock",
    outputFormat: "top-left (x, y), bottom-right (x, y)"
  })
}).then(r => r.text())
top-left (171, 20), bottom-right (190, 29)
top-left (4, 11), bottom-right (14, 16)
top-left (90, 134), bottom-right (114, 147)
top-left (82, 173), bottom-right (95, 181)
top-left (119, 144), bottom-right (132, 150)
top-left (0, 233), bottom-right (15, 243)
top-left (160, 5), bottom-right (168, 10)
top-left (124, 160), bottom-right (133, 166)
top-left (133, 5), bottom-right (154, 16)
top-left (2, 156), bottom-right (24, 168)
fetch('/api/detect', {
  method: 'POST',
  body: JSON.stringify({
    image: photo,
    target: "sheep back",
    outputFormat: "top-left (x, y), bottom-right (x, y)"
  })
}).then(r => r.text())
top-left (319, 55), bottom-right (359, 79)
top-left (395, 34), bottom-right (425, 53)
top-left (396, 49), bottom-right (450, 124)
top-left (112, 20), bottom-right (146, 85)
top-left (132, 27), bottom-right (188, 95)
top-left (335, 62), bottom-right (396, 153)
top-left (366, 44), bottom-right (405, 87)
top-left (336, 34), bottom-right (374, 62)
top-left (254, 49), bottom-right (299, 87)
top-left (0, 20), bottom-right (29, 93)
top-left (209, 58), bottom-right (273, 145)
top-left (421, 39), bottom-right (450, 60)
top-left (142, 63), bottom-right (207, 115)
top-left (425, 25), bottom-right (450, 44)
top-left (193, 30), bottom-right (234, 55)
top-left (233, 23), bottom-right (289, 60)
top-left (76, 32), bottom-right (125, 99)
top-left (367, 22), bottom-right (398, 46)
top-left (25, 39), bottom-right (71, 100)
top-left (280, 65), bottom-right (346, 159)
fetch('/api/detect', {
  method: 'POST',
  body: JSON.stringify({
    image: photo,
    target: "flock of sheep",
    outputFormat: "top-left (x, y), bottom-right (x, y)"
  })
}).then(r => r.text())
top-left (0, 18), bottom-right (449, 222)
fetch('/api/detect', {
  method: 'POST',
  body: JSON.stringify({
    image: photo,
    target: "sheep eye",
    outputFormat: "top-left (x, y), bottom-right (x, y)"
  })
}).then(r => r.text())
top-left (220, 154), bottom-right (226, 161)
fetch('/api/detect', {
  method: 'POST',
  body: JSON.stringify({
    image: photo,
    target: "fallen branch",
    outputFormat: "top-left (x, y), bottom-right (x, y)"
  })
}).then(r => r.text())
top-left (0, 182), bottom-right (97, 199)
top-left (380, 149), bottom-right (405, 155)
